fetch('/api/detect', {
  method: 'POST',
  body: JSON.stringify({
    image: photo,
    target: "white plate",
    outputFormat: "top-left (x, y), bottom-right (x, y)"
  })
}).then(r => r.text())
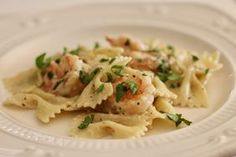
top-left (0, 2), bottom-right (236, 157)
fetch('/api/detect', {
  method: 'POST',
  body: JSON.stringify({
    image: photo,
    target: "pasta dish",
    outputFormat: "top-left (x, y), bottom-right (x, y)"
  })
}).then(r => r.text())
top-left (2, 35), bottom-right (222, 138)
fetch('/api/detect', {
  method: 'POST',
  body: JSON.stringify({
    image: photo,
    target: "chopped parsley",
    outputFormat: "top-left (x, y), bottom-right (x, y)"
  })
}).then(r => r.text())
top-left (167, 72), bottom-right (180, 81)
top-left (78, 115), bottom-right (94, 129)
top-left (106, 72), bottom-right (113, 82)
top-left (99, 57), bottom-right (118, 65)
top-left (63, 46), bottom-right (81, 55)
top-left (35, 53), bottom-right (51, 69)
top-left (145, 48), bottom-right (160, 53)
top-left (100, 58), bottom-right (109, 63)
top-left (69, 47), bottom-right (81, 56)
top-left (192, 55), bottom-right (199, 62)
top-left (157, 72), bottom-right (168, 82)
top-left (156, 60), bottom-right (180, 82)
top-left (116, 83), bottom-right (128, 102)
top-left (115, 80), bottom-right (138, 102)
top-left (125, 80), bottom-right (138, 94)
top-left (109, 58), bottom-right (116, 64)
top-left (205, 68), bottom-right (209, 75)
top-left (111, 65), bottom-right (124, 76)
top-left (90, 68), bottom-right (101, 80)
top-left (79, 71), bottom-right (91, 84)
top-left (79, 68), bottom-right (101, 84)
top-left (166, 45), bottom-right (175, 56)
top-left (96, 84), bottom-right (104, 93)
top-left (94, 42), bottom-right (100, 49)
top-left (47, 72), bottom-right (54, 80)
top-left (157, 71), bottom-right (180, 82)
top-left (158, 60), bottom-right (169, 72)
top-left (63, 47), bottom-right (68, 54)
top-left (165, 112), bottom-right (192, 127)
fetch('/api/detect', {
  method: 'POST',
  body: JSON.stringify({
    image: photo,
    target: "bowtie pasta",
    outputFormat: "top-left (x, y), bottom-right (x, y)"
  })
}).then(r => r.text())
top-left (3, 35), bottom-right (222, 138)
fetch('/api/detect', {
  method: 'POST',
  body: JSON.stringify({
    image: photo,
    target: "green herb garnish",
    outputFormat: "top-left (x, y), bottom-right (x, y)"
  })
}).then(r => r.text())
top-left (115, 84), bottom-right (127, 102)
top-left (90, 68), bottom-right (101, 80)
top-left (167, 73), bottom-right (180, 81)
top-left (106, 72), bottom-right (113, 82)
top-left (111, 65), bottom-right (124, 76)
top-left (35, 53), bottom-right (51, 69)
top-left (205, 68), bottom-right (209, 75)
top-left (63, 46), bottom-right (80, 55)
top-left (96, 84), bottom-right (105, 93)
top-left (156, 60), bottom-right (180, 82)
top-left (79, 71), bottom-right (91, 84)
top-left (166, 45), bottom-right (175, 56)
top-left (100, 58), bottom-right (109, 63)
top-left (192, 55), bottom-right (199, 62)
top-left (63, 47), bottom-right (68, 54)
top-left (157, 72), bottom-right (169, 82)
top-left (115, 80), bottom-right (138, 102)
top-left (109, 58), bottom-right (116, 64)
top-left (145, 48), bottom-right (160, 53)
top-left (79, 68), bottom-right (101, 84)
top-left (78, 115), bottom-right (94, 129)
top-left (94, 42), bottom-right (100, 49)
top-left (125, 80), bottom-right (138, 94)
top-left (69, 47), bottom-right (80, 56)
top-left (165, 113), bottom-right (192, 127)
top-left (158, 60), bottom-right (169, 72)
top-left (157, 71), bottom-right (180, 82)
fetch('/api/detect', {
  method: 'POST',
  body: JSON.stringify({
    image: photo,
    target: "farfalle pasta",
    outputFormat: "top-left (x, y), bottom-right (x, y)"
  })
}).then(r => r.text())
top-left (2, 35), bottom-right (222, 138)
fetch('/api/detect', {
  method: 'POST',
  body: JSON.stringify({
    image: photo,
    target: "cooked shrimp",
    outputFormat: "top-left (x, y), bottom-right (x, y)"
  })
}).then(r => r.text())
top-left (127, 50), bottom-right (158, 71)
top-left (106, 35), bottom-right (161, 72)
top-left (106, 35), bottom-right (146, 51)
top-left (128, 58), bottom-right (158, 72)
top-left (104, 73), bottom-right (155, 115)
top-left (41, 53), bottom-right (89, 97)
top-left (54, 71), bottom-right (86, 97)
